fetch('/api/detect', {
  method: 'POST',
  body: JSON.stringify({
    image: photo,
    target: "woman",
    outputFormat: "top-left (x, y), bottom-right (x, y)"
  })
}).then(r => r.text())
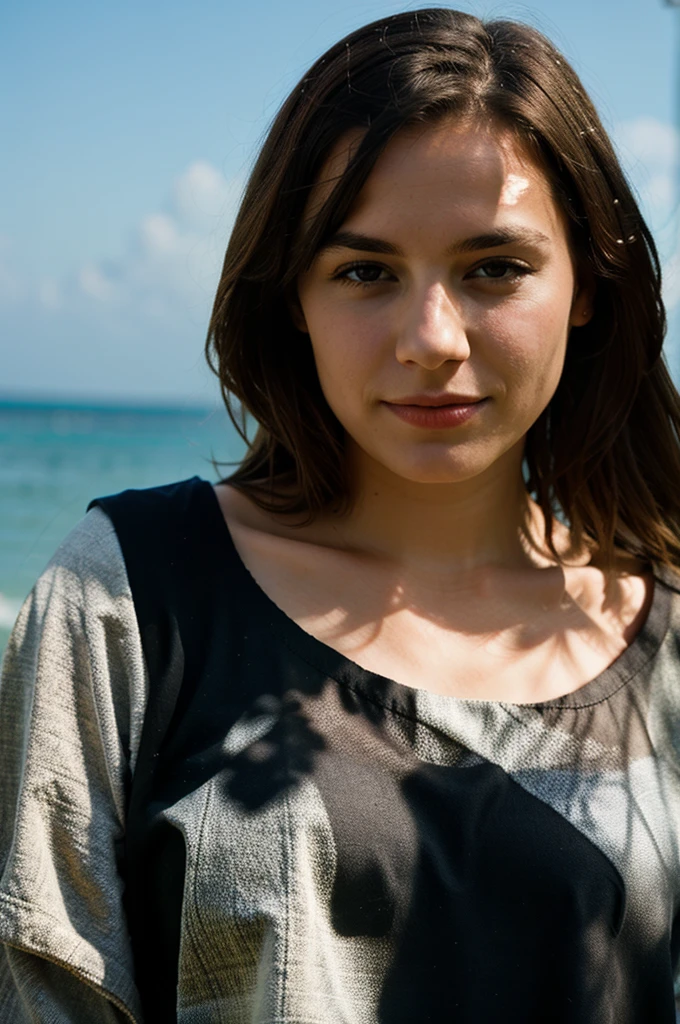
top-left (2, 7), bottom-right (680, 1022)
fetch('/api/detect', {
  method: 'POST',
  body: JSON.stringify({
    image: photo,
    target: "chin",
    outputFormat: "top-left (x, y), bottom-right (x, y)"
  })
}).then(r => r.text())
top-left (348, 430), bottom-right (520, 486)
top-left (381, 452), bottom-right (494, 485)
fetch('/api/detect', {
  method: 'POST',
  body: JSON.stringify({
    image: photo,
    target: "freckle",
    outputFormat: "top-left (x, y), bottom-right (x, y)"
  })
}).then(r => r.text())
top-left (616, 239), bottom-right (624, 244)
top-left (613, 199), bottom-right (620, 205)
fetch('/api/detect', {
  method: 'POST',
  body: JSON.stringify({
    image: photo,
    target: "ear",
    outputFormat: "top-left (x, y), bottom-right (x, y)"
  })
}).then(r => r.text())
top-left (569, 272), bottom-right (596, 328)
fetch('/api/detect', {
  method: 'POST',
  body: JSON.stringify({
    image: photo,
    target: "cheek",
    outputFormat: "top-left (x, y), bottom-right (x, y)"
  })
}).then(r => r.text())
top-left (307, 306), bottom-right (387, 397)
top-left (482, 291), bottom-right (571, 396)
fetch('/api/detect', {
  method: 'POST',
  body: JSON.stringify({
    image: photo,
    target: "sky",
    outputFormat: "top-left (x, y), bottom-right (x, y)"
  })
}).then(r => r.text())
top-left (1, 0), bottom-right (679, 405)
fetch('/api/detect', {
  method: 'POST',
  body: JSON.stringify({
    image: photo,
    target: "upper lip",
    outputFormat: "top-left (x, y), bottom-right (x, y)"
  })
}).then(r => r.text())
top-left (386, 394), bottom-right (486, 407)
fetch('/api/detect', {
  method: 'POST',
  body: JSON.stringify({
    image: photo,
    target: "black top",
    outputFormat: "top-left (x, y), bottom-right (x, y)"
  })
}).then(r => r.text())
top-left (90, 476), bottom-right (680, 1023)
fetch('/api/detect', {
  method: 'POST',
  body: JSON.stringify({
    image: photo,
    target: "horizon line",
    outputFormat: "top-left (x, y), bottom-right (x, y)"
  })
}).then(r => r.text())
top-left (0, 391), bottom-right (224, 415)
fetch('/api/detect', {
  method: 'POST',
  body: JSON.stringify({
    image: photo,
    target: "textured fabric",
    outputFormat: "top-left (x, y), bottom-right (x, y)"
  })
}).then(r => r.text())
top-left (3, 477), bottom-right (680, 1023)
top-left (0, 507), bottom-right (147, 1022)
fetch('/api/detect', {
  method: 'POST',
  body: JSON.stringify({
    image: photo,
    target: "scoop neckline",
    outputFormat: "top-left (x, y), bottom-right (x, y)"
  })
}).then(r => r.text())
top-left (200, 478), bottom-right (676, 713)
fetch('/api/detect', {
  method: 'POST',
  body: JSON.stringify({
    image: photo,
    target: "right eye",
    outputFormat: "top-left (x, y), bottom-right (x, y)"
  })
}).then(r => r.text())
top-left (334, 262), bottom-right (395, 287)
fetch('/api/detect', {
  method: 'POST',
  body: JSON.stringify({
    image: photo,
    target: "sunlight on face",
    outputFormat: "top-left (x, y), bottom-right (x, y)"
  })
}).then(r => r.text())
top-left (500, 173), bottom-right (531, 206)
top-left (296, 117), bottom-right (591, 488)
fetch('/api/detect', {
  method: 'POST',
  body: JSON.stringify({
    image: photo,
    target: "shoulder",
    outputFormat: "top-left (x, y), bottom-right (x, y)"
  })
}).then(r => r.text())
top-left (43, 503), bottom-right (127, 597)
top-left (7, 478), bottom-right (215, 660)
top-left (90, 475), bottom-right (216, 566)
top-left (90, 474), bottom-right (209, 524)
top-left (3, 506), bottom-right (131, 657)
top-left (3, 501), bottom-right (150, 776)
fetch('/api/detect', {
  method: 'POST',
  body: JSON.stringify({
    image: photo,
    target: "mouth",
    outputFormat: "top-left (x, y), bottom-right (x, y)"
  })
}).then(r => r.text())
top-left (387, 394), bottom-right (485, 408)
top-left (382, 395), bottom-right (488, 429)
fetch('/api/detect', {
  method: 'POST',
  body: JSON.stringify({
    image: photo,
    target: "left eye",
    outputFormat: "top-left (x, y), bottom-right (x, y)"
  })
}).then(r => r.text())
top-left (468, 260), bottom-right (529, 281)
top-left (336, 262), bottom-right (393, 285)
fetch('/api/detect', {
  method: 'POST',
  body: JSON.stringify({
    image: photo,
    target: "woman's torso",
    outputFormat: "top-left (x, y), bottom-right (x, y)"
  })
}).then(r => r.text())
top-left (93, 477), bottom-right (680, 1023)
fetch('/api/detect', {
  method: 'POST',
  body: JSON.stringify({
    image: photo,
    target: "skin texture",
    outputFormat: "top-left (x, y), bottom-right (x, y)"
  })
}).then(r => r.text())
top-left (215, 117), bottom-right (652, 704)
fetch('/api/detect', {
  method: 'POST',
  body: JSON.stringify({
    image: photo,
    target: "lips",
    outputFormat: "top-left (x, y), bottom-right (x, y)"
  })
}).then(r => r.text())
top-left (383, 395), bottom-right (488, 429)
top-left (388, 394), bottom-right (484, 407)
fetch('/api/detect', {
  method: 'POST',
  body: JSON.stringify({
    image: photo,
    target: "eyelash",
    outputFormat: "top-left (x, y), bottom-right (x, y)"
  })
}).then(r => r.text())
top-left (332, 258), bottom-right (534, 289)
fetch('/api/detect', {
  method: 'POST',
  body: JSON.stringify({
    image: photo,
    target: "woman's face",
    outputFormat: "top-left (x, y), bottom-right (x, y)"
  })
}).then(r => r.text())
top-left (295, 117), bottom-right (592, 486)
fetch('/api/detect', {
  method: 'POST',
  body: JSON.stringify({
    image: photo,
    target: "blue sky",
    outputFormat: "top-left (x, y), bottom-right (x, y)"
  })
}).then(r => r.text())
top-left (2, 0), bottom-right (679, 404)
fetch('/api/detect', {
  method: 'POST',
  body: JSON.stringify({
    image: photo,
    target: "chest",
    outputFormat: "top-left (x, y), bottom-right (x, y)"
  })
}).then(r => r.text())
top-left (235, 542), bottom-right (642, 704)
top-left (296, 602), bottom-right (633, 701)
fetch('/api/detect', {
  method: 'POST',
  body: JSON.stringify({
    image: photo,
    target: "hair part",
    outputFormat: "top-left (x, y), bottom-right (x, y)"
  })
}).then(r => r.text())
top-left (206, 7), bottom-right (680, 569)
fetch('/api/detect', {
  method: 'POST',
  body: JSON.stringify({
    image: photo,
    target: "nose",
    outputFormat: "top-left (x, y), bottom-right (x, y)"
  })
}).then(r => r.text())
top-left (395, 281), bottom-right (470, 369)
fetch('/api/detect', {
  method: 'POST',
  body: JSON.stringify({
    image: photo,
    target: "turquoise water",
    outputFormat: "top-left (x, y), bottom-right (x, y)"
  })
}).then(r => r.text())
top-left (0, 399), bottom-right (246, 657)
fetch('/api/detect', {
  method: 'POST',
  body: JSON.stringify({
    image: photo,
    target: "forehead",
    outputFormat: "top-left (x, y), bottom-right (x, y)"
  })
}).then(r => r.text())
top-left (309, 117), bottom-right (566, 246)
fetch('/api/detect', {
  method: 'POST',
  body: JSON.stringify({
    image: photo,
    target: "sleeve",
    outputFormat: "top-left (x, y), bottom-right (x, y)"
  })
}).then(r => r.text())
top-left (0, 507), bottom-right (148, 1023)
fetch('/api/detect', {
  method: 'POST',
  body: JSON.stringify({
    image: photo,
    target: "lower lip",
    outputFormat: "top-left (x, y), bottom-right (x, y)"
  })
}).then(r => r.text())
top-left (384, 400), bottom-right (487, 429)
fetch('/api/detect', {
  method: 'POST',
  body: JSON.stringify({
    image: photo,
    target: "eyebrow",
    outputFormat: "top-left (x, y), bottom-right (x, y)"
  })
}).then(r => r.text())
top-left (316, 227), bottom-right (552, 257)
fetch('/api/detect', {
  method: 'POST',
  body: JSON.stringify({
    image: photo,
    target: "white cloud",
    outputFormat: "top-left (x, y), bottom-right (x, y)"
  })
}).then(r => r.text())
top-left (74, 160), bottom-right (244, 319)
top-left (614, 117), bottom-right (680, 319)
top-left (646, 172), bottom-right (676, 216)
top-left (172, 160), bottom-right (237, 230)
top-left (140, 213), bottom-right (180, 255)
top-left (614, 117), bottom-right (679, 236)
top-left (79, 263), bottom-right (118, 301)
top-left (617, 118), bottom-right (678, 169)
top-left (0, 160), bottom-right (245, 400)
top-left (0, 159), bottom-right (243, 321)
top-left (37, 278), bottom-right (62, 310)
top-left (665, 252), bottom-right (680, 312)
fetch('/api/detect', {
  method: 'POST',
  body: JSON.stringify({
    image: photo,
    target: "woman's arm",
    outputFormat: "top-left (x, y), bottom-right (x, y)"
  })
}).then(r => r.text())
top-left (0, 507), bottom-right (148, 1023)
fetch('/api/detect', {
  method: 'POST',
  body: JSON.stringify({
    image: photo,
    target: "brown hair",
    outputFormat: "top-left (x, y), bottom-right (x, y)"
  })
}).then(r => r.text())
top-left (206, 7), bottom-right (680, 568)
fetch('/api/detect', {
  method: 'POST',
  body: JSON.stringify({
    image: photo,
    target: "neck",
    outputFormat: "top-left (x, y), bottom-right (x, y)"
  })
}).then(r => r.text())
top-left (335, 440), bottom-right (551, 576)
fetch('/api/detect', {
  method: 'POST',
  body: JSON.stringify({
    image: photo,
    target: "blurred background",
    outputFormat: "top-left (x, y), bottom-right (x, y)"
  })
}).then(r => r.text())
top-left (1, 0), bottom-right (679, 654)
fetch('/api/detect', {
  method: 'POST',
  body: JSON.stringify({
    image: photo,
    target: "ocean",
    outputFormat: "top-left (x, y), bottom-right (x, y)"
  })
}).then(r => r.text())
top-left (0, 398), bottom-right (246, 659)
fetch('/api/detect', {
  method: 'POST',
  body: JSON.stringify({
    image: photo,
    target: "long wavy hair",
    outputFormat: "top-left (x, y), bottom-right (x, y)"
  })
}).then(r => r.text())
top-left (206, 7), bottom-right (680, 568)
